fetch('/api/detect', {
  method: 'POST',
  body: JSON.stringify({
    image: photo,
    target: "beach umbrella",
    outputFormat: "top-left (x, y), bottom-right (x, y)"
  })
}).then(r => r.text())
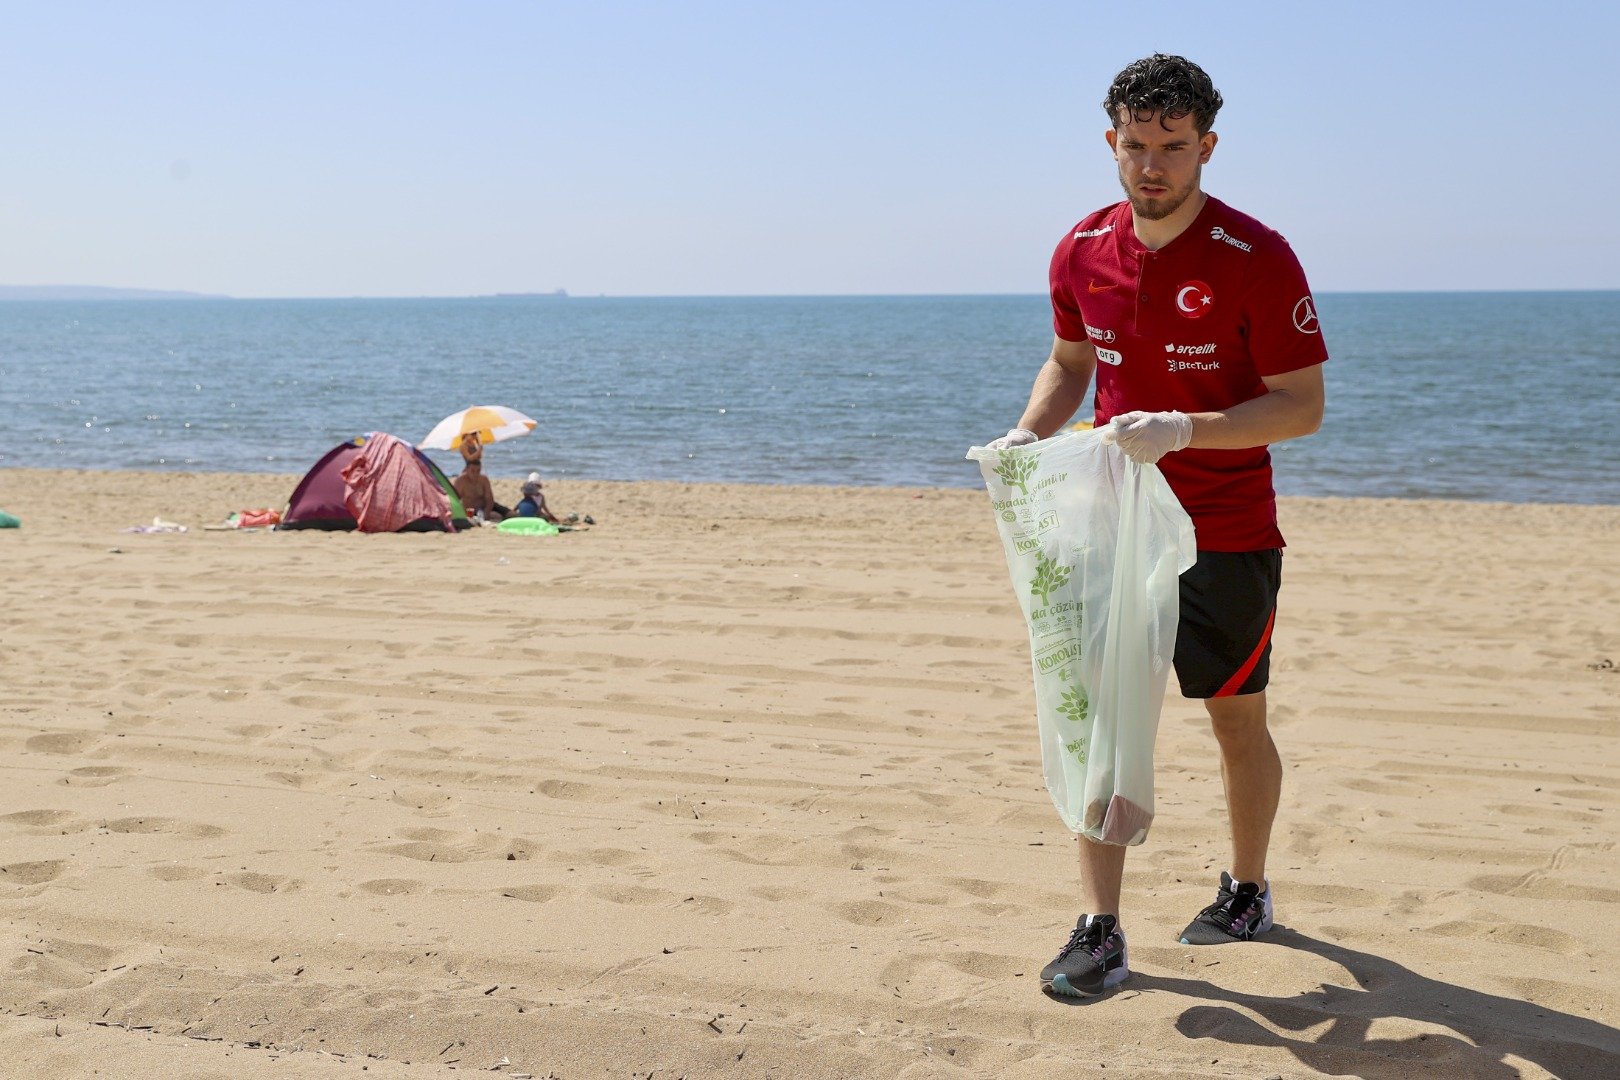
top-left (419, 405), bottom-right (537, 452)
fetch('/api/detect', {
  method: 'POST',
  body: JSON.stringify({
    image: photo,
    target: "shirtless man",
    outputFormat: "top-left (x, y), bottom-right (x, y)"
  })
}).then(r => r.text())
top-left (453, 432), bottom-right (505, 522)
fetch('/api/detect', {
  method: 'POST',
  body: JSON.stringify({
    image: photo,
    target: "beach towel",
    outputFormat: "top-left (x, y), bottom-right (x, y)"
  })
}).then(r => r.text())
top-left (341, 433), bottom-right (453, 534)
top-left (966, 429), bottom-right (1195, 845)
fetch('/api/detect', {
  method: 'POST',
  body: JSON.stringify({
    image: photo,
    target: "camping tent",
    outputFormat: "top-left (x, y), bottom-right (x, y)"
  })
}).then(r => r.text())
top-left (280, 434), bottom-right (470, 532)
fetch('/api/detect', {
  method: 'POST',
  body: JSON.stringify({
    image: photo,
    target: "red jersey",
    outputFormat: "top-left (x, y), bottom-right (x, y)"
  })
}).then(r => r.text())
top-left (1049, 196), bottom-right (1327, 551)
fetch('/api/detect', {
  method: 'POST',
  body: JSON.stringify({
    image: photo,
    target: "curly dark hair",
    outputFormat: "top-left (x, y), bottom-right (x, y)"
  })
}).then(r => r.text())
top-left (1103, 54), bottom-right (1223, 134)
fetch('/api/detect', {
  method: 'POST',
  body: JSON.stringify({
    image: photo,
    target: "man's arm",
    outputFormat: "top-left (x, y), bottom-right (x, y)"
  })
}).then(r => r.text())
top-left (1106, 362), bottom-right (1325, 464)
top-left (1186, 362), bottom-right (1324, 449)
top-left (1015, 336), bottom-right (1100, 439)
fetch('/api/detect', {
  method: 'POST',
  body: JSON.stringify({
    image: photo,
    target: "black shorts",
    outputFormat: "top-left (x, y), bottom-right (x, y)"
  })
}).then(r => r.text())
top-left (1174, 549), bottom-right (1282, 699)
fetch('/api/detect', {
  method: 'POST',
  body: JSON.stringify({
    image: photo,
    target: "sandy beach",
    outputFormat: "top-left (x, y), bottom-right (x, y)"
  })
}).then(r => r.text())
top-left (1, 467), bottom-right (1617, 1079)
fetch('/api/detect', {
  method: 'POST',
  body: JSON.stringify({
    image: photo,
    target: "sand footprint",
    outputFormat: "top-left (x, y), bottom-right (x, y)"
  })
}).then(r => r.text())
top-left (62, 766), bottom-right (132, 788)
top-left (390, 788), bottom-right (456, 815)
top-left (1283, 881), bottom-right (1381, 908)
top-left (534, 779), bottom-right (596, 800)
top-left (374, 826), bottom-right (539, 864)
top-left (591, 883), bottom-right (669, 905)
top-left (25, 731), bottom-right (103, 755)
top-left (748, 885), bottom-right (799, 903)
top-left (227, 723), bottom-right (277, 740)
top-left (1, 809), bottom-right (87, 833)
top-left (1424, 918), bottom-right (1585, 955)
top-left (1468, 872), bottom-right (1620, 904)
top-left (499, 883), bottom-right (564, 903)
top-left (688, 830), bottom-right (805, 867)
top-left (2, 860), bottom-right (67, 886)
top-left (223, 871), bottom-right (300, 894)
top-left (835, 899), bottom-right (911, 926)
top-left (359, 878), bottom-right (425, 896)
top-left (103, 817), bottom-right (227, 839)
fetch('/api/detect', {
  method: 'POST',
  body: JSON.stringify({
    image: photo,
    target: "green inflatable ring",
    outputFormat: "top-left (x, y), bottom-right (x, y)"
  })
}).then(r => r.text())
top-left (496, 517), bottom-right (559, 535)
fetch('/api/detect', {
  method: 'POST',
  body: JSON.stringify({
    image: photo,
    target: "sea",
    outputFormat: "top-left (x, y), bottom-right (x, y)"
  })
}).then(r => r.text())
top-left (2, 292), bottom-right (1617, 505)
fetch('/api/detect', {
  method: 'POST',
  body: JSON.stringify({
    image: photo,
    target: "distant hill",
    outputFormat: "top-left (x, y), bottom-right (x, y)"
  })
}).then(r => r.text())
top-left (0, 285), bottom-right (229, 300)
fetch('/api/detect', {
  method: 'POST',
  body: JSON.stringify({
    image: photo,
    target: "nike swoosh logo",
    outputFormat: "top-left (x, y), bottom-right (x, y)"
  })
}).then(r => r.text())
top-left (1088, 282), bottom-right (1116, 294)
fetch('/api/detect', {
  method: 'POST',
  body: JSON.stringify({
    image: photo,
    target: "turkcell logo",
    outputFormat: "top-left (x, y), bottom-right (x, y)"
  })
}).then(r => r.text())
top-left (1096, 347), bottom-right (1123, 366)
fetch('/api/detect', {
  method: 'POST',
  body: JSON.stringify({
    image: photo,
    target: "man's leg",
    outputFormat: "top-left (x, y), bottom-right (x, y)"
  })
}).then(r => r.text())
top-left (1078, 834), bottom-right (1128, 916)
top-left (1040, 836), bottom-right (1130, 997)
top-left (1205, 690), bottom-right (1280, 884)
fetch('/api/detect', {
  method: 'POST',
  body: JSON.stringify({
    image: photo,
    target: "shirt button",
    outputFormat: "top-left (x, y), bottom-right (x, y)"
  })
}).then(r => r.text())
top-left (1141, 294), bottom-right (1150, 302)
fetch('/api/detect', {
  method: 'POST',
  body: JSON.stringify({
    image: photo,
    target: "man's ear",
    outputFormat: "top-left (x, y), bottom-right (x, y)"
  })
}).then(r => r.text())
top-left (1105, 128), bottom-right (1119, 155)
top-left (1199, 131), bottom-right (1218, 164)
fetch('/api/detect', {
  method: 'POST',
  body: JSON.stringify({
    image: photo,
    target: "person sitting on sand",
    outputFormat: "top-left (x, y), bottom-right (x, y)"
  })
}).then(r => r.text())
top-left (512, 472), bottom-right (585, 526)
top-left (453, 433), bottom-right (508, 522)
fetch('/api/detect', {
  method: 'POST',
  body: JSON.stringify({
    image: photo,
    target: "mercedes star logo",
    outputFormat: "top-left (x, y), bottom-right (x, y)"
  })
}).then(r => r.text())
top-left (1292, 295), bottom-right (1319, 334)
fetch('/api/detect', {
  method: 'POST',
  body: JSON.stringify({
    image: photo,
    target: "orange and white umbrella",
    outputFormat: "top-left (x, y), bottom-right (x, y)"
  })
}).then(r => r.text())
top-left (419, 405), bottom-right (537, 452)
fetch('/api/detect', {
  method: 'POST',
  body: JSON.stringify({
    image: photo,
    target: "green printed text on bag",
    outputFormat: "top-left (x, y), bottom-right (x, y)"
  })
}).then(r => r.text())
top-left (966, 430), bottom-right (1195, 845)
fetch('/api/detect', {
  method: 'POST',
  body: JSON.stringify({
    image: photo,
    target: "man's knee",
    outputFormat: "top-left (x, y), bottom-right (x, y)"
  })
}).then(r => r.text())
top-left (1205, 692), bottom-right (1269, 749)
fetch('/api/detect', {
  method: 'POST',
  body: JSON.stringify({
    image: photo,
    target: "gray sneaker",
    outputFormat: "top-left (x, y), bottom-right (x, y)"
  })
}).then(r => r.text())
top-left (1179, 871), bottom-right (1274, 944)
top-left (1040, 914), bottom-right (1129, 997)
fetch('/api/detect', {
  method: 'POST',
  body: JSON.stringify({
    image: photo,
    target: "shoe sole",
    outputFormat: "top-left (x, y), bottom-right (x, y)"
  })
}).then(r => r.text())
top-left (1042, 965), bottom-right (1130, 998)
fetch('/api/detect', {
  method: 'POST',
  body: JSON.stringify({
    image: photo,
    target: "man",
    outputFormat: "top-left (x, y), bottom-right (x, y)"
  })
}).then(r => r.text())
top-left (985, 54), bottom-right (1327, 997)
top-left (453, 432), bottom-right (507, 522)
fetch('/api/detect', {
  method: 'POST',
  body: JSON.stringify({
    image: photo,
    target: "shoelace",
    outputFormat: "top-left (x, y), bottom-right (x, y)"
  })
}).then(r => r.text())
top-left (1202, 885), bottom-right (1262, 931)
top-left (1056, 920), bottom-right (1113, 961)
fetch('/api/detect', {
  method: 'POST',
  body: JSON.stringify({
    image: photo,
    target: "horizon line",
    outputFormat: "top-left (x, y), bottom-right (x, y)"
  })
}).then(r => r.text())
top-left (4, 286), bottom-right (1620, 302)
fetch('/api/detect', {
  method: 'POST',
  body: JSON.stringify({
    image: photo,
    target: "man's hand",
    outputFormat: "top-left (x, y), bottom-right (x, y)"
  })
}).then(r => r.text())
top-left (985, 427), bottom-right (1039, 451)
top-left (1105, 411), bottom-right (1192, 464)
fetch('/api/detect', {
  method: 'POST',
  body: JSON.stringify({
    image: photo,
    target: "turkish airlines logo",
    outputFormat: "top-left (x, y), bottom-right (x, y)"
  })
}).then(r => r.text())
top-left (1176, 280), bottom-right (1213, 319)
top-left (1084, 322), bottom-right (1115, 343)
top-left (1292, 295), bottom-right (1319, 334)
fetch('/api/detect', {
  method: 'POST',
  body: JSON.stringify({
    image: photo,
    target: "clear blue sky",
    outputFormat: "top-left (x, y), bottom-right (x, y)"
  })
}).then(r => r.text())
top-left (4, 1), bottom-right (1616, 297)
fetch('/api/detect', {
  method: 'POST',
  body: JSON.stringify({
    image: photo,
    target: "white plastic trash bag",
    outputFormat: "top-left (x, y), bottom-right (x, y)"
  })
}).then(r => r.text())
top-left (966, 430), bottom-right (1195, 845)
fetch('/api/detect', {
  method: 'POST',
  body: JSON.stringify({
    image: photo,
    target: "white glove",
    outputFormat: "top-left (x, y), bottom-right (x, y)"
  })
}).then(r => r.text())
top-left (985, 427), bottom-right (1039, 451)
top-left (1104, 411), bottom-right (1192, 464)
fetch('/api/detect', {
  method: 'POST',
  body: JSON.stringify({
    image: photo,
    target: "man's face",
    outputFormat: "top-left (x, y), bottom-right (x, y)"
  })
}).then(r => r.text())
top-left (1106, 110), bottom-right (1216, 221)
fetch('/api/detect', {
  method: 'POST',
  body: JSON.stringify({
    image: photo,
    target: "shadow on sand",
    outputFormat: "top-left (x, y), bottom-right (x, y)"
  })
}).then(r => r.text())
top-left (1125, 925), bottom-right (1619, 1078)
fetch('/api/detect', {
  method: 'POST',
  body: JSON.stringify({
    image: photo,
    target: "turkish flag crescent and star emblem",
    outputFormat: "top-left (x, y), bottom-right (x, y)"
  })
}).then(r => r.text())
top-left (1175, 280), bottom-right (1214, 319)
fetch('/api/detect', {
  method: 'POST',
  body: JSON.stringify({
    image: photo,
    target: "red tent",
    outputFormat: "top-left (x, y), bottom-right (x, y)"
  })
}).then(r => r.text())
top-left (280, 434), bottom-right (470, 532)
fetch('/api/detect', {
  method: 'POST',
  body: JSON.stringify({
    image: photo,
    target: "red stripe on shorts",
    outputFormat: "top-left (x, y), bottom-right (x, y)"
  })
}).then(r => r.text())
top-left (1215, 606), bottom-right (1276, 698)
